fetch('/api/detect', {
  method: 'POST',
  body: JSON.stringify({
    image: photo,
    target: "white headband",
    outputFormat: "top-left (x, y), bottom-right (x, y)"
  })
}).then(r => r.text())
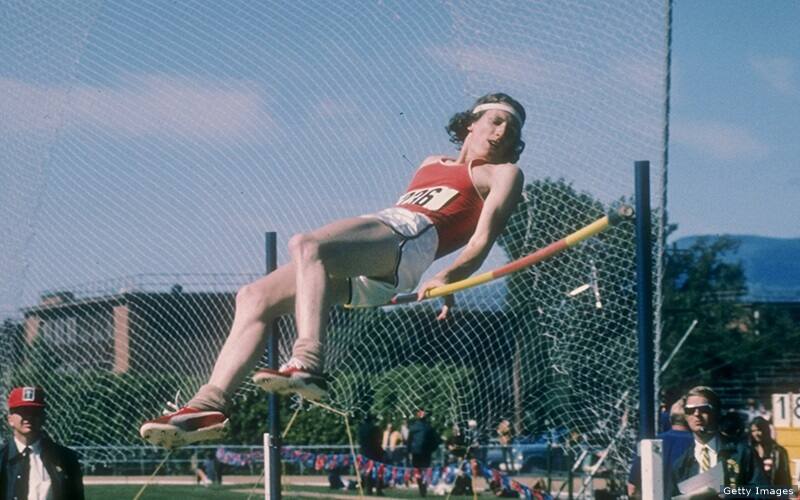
top-left (472, 102), bottom-right (523, 124)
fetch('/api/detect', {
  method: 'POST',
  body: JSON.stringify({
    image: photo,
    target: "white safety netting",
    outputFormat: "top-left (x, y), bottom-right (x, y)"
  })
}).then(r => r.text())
top-left (0, 0), bottom-right (668, 485)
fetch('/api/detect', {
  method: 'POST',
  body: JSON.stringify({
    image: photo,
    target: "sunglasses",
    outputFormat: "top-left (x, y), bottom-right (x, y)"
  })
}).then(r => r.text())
top-left (684, 404), bottom-right (714, 415)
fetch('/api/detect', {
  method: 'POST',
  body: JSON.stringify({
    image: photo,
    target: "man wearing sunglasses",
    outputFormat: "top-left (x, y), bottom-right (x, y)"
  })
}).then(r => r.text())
top-left (671, 386), bottom-right (762, 498)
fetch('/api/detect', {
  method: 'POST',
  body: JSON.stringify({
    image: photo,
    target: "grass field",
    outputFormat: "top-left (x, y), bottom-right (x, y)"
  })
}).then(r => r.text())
top-left (86, 484), bottom-right (251, 499)
top-left (85, 483), bottom-right (471, 499)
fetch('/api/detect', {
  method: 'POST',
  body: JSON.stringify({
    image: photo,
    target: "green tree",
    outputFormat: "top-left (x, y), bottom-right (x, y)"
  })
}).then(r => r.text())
top-left (325, 303), bottom-right (512, 431)
top-left (496, 178), bottom-right (636, 441)
top-left (371, 363), bottom-right (474, 434)
top-left (660, 235), bottom-right (800, 392)
top-left (227, 390), bottom-right (349, 445)
top-left (660, 236), bottom-right (749, 390)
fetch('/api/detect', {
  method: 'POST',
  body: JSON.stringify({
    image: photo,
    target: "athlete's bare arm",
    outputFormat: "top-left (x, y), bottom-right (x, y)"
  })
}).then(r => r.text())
top-left (416, 163), bottom-right (523, 312)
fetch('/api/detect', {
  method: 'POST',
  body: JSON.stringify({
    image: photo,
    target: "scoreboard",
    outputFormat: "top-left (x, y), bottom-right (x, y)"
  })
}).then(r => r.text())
top-left (772, 393), bottom-right (800, 486)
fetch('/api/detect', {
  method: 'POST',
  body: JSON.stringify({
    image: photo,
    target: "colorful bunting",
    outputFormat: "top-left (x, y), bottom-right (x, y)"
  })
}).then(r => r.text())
top-left (215, 446), bottom-right (552, 499)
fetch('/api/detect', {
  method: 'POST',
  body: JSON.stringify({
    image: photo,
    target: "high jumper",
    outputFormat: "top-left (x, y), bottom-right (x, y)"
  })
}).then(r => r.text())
top-left (140, 92), bottom-right (527, 448)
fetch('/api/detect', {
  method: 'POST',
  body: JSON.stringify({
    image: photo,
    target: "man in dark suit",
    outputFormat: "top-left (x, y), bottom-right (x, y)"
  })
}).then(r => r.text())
top-left (628, 398), bottom-right (694, 498)
top-left (357, 413), bottom-right (384, 496)
top-left (671, 386), bottom-right (761, 499)
top-left (408, 409), bottom-right (441, 497)
top-left (0, 386), bottom-right (84, 500)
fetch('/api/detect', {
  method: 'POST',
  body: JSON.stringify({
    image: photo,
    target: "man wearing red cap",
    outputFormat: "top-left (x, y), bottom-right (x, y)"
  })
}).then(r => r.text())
top-left (0, 387), bottom-right (84, 500)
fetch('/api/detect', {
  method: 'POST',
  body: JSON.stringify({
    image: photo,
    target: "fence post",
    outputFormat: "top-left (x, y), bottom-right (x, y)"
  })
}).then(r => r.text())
top-left (264, 232), bottom-right (281, 500)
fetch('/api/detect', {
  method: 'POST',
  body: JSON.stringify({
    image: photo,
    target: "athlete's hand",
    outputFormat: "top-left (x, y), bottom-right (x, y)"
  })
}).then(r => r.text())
top-left (417, 278), bottom-right (455, 320)
top-left (437, 294), bottom-right (455, 321)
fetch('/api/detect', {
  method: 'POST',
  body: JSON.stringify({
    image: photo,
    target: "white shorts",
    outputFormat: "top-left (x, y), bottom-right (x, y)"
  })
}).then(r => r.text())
top-left (347, 207), bottom-right (438, 308)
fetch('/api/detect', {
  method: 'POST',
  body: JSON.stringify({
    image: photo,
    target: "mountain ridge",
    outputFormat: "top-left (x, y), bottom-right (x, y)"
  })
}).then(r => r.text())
top-left (673, 234), bottom-right (800, 302)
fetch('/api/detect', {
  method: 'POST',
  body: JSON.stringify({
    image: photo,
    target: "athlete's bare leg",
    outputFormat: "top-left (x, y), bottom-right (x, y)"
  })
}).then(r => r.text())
top-left (192, 216), bottom-right (399, 407)
top-left (141, 260), bottom-right (351, 445)
top-left (142, 214), bottom-right (409, 445)
top-left (288, 216), bottom-right (402, 368)
top-left (204, 264), bottom-right (314, 394)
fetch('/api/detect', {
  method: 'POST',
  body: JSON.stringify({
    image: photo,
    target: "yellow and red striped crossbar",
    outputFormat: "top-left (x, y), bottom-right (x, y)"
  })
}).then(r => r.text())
top-left (390, 205), bottom-right (633, 305)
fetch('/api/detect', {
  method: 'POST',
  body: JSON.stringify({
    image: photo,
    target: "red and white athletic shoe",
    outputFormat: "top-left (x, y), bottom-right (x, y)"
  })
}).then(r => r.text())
top-left (252, 357), bottom-right (328, 401)
top-left (139, 406), bottom-right (229, 449)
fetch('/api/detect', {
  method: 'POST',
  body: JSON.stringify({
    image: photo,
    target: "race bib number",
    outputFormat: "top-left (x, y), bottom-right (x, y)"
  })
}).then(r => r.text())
top-left (397, 186), bottom-right (458, 211)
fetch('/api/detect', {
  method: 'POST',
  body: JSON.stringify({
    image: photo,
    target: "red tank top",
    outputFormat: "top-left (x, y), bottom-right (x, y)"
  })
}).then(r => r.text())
top-left (396, 159), bottom-right (485, 258)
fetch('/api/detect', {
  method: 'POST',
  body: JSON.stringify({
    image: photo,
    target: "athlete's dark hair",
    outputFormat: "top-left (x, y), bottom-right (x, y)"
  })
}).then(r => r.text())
top-left (446, 92), bottom-right (526, 164)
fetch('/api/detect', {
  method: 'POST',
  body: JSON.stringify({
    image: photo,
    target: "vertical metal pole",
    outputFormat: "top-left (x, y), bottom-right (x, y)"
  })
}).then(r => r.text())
top-left (636, 161), bottom-right (655, 440)
top-left (545, 432), bottom-right (552, 492)
top-left (265, 232), bottom-right (281, 500)
top-left (567, 463), bottom-right (573, 500)
top-left (641, 439), bottom-right (664, 500)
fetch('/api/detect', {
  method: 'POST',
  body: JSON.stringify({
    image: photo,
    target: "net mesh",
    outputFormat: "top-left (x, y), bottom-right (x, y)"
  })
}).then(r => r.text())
top-left (0, 0), bottom-right (668, 485)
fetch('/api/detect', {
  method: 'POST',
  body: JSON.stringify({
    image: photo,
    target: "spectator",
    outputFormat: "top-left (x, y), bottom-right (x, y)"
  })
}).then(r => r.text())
top-left (444, 423), bottom-right (467, 465)
top-left (389, 421), bottom-right (405, 465)
top-left (328, 470), bottom-right (346, 490)
top-left (626, 398), bottom-right (693, 498)
top-left (382, 420), bottom-right (405, 465)
top-left (719, 410), bottom-right (746, 446)
top-left (357, 413), bottom-right (384, 496)
top-left (381, 421), bottom-right (393, 458)
top-left (202, 451), bottom-right (222, 485)
top-left (749, 416), bottom-right (792, 488)
top-left (465, 418), bottom-right (487, 464)
top-left (400, 418), bottom-right (410, 444)
top-left (496, 418), bottom-right (515, 472)
top-left (658, 401), bottom-right (671, 434)
top-left (328, 457), bottom-right (349, 491)
top-left (740, 398), bottom-right (771, 426)
top-left (671, 386), bottom-right (762, 498)
top-left (408, 409), bottom-right (441, 497)
top-left (190, 451), bottom-right (211, 486)
top-left (0, 386), bottom-right (84, 500)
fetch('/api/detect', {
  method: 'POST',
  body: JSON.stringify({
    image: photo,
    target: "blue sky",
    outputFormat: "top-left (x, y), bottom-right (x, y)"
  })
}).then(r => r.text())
top-left (0, 0), bottom-right (797, 315)
top-left (669, 0), bottom-right (799, 240)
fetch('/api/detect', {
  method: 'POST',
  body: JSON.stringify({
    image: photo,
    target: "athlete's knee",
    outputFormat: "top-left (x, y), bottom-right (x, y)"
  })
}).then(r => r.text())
top-left (235, 283), bottom-right (258, 309)
top-left (235, 284), bottom-right (280, 325)
top-left (288, 232), bottom-right (322, 265)
top-left (235, 281), bottom-right (273, 312)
